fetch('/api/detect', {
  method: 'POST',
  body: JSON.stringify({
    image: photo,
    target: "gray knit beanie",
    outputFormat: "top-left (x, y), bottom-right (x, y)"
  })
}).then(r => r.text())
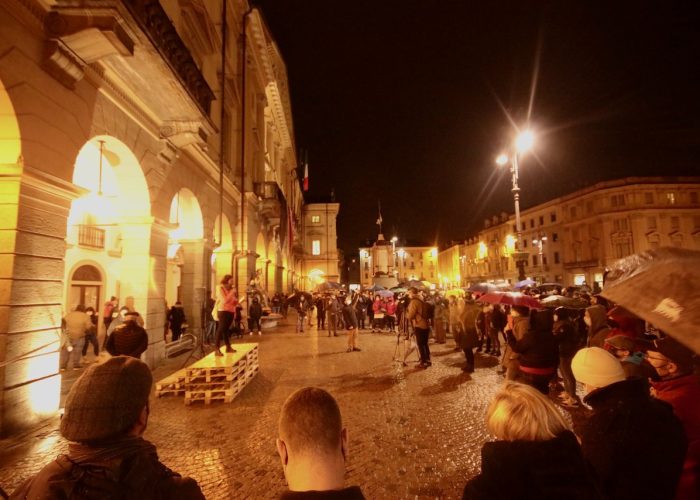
top-left (60, 356), bottom-right (152, 443)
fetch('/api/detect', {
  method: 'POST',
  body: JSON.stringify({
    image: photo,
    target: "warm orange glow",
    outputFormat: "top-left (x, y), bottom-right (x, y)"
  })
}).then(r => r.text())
top-left (0, 80), bottom-right (22, 164)
top-left (308, 268), bottom-right (325, 284)
top-left (504, 234), bottom-right (516, 255)
top-left (477, 241), bottom-right (488, 260)
top-left (26, 353), bottom-right (61, 415)
top-left (169, 188), bottom-right (204, 240)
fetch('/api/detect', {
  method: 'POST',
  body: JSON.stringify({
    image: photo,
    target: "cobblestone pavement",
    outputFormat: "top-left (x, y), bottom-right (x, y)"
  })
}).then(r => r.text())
top-left (0, 317), bottom-right (581, 499)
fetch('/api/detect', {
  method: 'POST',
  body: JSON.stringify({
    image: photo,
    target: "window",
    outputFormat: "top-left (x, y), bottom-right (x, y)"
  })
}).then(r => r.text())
top-left (532, 255), bottom-right (538, 266)
top-left (647, 217), bottom-right (657, 230)
top-left (311, 215), bottom-right (320, 224)
top-left (364, 262), bottom-right (369, 270)
top-left (552, 233), bottom-right (558, 242)
top-left (570, 206), bottom-right (577, 219)
top-left (613, 218), bottom-right (629, 232)
top-left (523, 239), bottom-right (528, 248)
top-left (691, 192), bottom-right (699, 205)
top-left (615, 241), bottom-right (632, 258)
top-left (644, 192), bottom-right (654, 204)
top-left (554, 251), bottom-right (560, 264)
top-left (543, 256), bottom-right (548, 265)
top-left (364, 273), bottom-right (369, 279)
top-left (312, 240), bottom-right (321, 255)
top-left (671, 217), bottom-right (680, 230)
top-left (550, 213), bottom-right (557, 223)
top-left (610, 194), bottom-right (625, 207)
top-left (539, 216), bottom-right (544, 226)
top-left (530, 219), bottom-right (535, 228)
top-left (666, 192), bottom-right (676, 205)
top-left (586, 201), bottom-right (594, 214)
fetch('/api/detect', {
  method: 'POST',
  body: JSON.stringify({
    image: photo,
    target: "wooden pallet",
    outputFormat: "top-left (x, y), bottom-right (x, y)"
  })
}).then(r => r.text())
top-left (181, 343), bottom-right (259, 405)
top-left (155, 369), bottom-right (187, 397)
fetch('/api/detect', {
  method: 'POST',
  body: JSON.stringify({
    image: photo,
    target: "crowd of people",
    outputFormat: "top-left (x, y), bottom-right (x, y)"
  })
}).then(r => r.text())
top-left (43, 252), bottom-right (699, 499)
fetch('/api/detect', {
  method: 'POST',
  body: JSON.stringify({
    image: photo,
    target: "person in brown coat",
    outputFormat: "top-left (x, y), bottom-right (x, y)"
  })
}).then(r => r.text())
top-left (501, 305), bottom-right (530, 380)
top-left (11, 356), bottom-right (203, 499)
top-left (106, 312), bottom-right (148, 359)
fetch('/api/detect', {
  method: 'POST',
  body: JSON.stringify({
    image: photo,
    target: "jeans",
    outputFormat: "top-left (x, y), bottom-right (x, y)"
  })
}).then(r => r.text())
top-left (82, 331), bottom-right (99, 356)
top-left (414, 327), bottom-right (431, 364)
top-left (216, 311), bottom-right (234, 350)
top-left (462, 347), bottom-right (475, 370)
top-left (248, 317), bottom-right (261, 332)
top-left (296, 313), bottom-right (305, 332)
top-left (327, 313), bottom-right (337, 336)
top-left (60, 337), bottom-right (85, 369)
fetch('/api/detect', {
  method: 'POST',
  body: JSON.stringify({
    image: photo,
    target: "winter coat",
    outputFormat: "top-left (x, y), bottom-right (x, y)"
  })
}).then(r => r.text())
top-left (586, 305), bottom-right (611, 348)
top-left (249, 301), bottom-right (263, 320)
top-left (462, 430), bottom-right (600, 500)
top-left (63, 310), bottom-right (93, 341)
top-left (342, 304), bottom-right (358, 329)
top-left (456, 301), bottom-right (480, 349)
top-left (167, 305), bottom-right (186, 328)
top-left (554, 319), bottom-right (583, 358)
top-left (580, 378), bottom-right (687, 500)
top-left (372, 300), bottom-right (383, 315)
top-left (490, 307), bottom-right (507, 332)
top-left (652, 374), bottom-right (700, 500)
top-left (406, 297), bottom-right (429, 330)
top-left (10, 437), bottom-right (203, 500)
top-left (507, 315), bottom-right (559, 370)
top-left (385, 299), bottom-right (397, 316)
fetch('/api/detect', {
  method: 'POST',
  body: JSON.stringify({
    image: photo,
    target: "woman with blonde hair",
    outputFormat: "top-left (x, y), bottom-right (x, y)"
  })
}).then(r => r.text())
top-left (462, 382), bottom-right (599, 499)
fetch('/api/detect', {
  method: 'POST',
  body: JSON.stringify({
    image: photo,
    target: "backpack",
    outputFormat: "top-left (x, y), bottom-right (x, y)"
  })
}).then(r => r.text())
top-left (47, 456), bottom-right (127, 499)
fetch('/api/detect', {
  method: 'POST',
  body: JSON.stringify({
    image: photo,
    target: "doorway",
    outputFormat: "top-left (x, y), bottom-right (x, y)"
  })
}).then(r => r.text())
top-left (68, 264), bottom-right (102, 312)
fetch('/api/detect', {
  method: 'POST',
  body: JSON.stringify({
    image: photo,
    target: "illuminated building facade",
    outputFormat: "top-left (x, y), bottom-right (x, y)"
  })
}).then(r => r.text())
top-left (0, 0), bottom-right (318, 434)
top-left (301, 202), bottom-right (341, 287)
top-left (447, 177), bottom-right (700, 288)
top-left (359, 236), bottom-right (438, 288)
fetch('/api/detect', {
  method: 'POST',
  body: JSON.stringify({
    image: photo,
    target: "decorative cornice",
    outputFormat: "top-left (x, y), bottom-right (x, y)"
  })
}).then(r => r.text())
top-left (122, 0), bottom-right (215, 115)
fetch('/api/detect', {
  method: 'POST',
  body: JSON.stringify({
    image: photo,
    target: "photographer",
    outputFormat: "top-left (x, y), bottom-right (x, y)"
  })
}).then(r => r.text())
top-left (406, 288), bottom-right (431, 368)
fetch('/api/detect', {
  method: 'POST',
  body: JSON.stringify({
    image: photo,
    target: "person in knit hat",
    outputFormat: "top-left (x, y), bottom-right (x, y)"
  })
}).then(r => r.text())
top-left (105, 314), bottom-right (148, 359)
top-left (572, 347), bottom-right (686, 500)
top-left (11, 356), bottom-right (203, 499)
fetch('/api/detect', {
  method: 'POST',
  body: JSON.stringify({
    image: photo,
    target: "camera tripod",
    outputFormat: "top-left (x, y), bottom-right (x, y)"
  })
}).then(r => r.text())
top-left (392, 316), bottom-right (419, 365)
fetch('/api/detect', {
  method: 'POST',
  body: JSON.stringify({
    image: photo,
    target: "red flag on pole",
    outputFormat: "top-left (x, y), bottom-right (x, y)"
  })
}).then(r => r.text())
top-left (303, 162), bottom-right (309, 192)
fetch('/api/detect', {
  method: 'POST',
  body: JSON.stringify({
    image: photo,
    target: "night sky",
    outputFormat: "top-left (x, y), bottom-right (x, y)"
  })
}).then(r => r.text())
top-left (254, 1), bottom-right (700, 256)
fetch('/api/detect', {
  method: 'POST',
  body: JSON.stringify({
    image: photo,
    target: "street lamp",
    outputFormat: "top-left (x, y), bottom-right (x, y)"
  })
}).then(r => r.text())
top-left (391, 236), bottom-right (398, 277)
top-left (496, 129), bottom-right (535, 281)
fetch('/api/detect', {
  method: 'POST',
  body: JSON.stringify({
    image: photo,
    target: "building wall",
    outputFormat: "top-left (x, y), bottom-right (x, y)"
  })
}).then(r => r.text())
top-left (444, 178), bottom-right (700, 289)
top-left (359, 239), bottom-right (438, 288)
top-left (0, 0), bottom-right (305, 436)
top-left (302, 203), bottom-right (340, 287)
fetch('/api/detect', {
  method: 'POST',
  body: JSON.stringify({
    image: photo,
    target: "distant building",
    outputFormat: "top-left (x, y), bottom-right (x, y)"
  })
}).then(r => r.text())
top-left (446, 177), bottom-right (700, 288)
top-left (302, 202), bottom-right (341, 286)
top-left (359, 235), bottom-right (438, 288)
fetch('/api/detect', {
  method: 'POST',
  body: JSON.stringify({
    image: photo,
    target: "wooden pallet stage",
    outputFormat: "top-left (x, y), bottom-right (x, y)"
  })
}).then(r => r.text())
top-left (155, 343), bottom-right (259, 405)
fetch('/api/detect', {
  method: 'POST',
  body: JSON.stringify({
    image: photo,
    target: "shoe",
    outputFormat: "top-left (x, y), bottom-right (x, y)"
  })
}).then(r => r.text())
top-left (462, 366), bottom-right (474, 372)
top-left (249, 332), bottom-right (253, 336)
top-left (353, 347), bottom-right (361, 352)
top-left (347, 347), bottom-right (353, 352)
top-left (418, 362), bottom-right (427, 369)
top-left (426, 361), bottom-right (432, 366)
top-left (475, 348), bottom-right (482, 353)
top-left (215, 350), bottom-right (223, 357)
top-left (494, 351), bottom-right (501, 357)
top-left (226, 346), bottom-right (235, 353)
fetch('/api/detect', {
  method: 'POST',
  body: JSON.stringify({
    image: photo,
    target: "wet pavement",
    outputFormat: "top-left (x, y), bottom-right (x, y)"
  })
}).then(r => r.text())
top-left (0, 316), bottom-right (581, 499)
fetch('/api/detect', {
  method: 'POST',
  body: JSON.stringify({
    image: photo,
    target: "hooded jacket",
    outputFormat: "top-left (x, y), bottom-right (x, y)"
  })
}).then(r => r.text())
top-left (586, 305), bottom-right (611, 348)
top-left (580, 378), bottom-right (686, 500)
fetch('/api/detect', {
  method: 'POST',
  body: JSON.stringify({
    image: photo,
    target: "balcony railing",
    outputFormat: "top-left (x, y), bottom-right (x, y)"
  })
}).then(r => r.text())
top-left (78, 225), bottom-right (105, 249)
top-left (254, 182), bottom-right (282, 221)
top-left (563, 259), bottom-right (599, 269)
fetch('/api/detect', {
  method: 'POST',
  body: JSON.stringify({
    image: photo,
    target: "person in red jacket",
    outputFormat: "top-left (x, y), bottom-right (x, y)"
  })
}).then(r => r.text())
top-left (385, 297), bottom-right (397, 332)
top-left (647, 336), bottom-right (700, 500)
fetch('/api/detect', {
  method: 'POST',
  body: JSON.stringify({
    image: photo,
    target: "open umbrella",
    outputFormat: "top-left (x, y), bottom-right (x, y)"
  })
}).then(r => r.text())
top-left (366, 284), bottom-right (385, 292)
top-left (478, 291), bottom-right (543, 309)
top-left (540, 294), bottom-right (589, 309)
top-left (601, 247), bottom-right (700, 354)
top-left (514, 278), bottom-right (536, 289)
top-left (390, 286), bottom-right (407, 293)
top-left (405, 279), bottom-right (428, 290)
top-left (375, 289), bottom-right (394, 298)
top-left (314, 281), bottom-right (342, 293)
top-left (468, 282), bottom-right (498, 294)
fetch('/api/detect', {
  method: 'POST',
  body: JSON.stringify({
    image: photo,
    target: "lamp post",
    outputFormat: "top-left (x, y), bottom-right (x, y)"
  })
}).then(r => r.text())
top-left (391, 236), bottom-right (398, 277)
top-left (496, 129), bottom-right (534, 281)
top-left (533, 233), bottom-right (547, 280)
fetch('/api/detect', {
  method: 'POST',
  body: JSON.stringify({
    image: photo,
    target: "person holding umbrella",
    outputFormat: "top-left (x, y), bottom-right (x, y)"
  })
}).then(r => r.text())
top-left (646, 336), bottom-right (700, 500)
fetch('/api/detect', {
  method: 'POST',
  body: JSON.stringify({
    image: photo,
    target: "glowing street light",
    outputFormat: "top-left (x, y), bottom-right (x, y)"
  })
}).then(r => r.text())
top-left (495, 128), bottom-right (536, 280)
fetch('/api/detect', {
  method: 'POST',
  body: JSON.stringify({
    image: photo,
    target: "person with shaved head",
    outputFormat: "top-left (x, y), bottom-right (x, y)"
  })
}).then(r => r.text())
top-left (276, 387), bottom-right (365, 499)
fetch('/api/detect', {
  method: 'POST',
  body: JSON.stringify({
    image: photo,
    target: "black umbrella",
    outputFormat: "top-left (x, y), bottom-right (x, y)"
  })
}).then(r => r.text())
top-left (601, 247), bottom-right (700, 354)
top-left (314, 281), bottom-right (342, 293)
top-left (366, 284), bottom-right (385, 292)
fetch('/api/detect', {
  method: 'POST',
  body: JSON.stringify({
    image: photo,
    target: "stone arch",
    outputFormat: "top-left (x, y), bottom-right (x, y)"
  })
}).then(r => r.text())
top-left (169, 188), bottom-right (204, 240)
top-left (211, 213), bottom-right (234, 288)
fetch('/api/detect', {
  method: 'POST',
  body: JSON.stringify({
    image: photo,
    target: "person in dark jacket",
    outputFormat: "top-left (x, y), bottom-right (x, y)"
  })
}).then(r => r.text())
top-left (342, 298), bottom-right (360, 352)
top-left (489, 305), bottom-right (507, 356)
top-left (11, 356), bottom-right (203, 499)
top-left (572, 347), bottom-right (687, 500)
top-left (277, 387), bottom-right (365, 499)
top-left (457, 299), bottom-right (481, 372)
top-left (248, 296), bottom-right (263, 335)
top-left (315, 295), bottom-right (326, 329)
top-left (585, 304), bottom-right (611, 348)
top-left (553, 307), bottom-right (584, 406)
top-left (506, 308), bottom-right (559, 394)
top-left (167, 301), bottom-right (186, 342)
top-left (462, 381), bottom-right (599, 500)
top-left (105, 314), bottom-right (148, 359)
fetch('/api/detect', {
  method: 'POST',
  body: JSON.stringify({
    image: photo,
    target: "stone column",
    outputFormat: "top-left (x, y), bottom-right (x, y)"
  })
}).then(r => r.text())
top-left (0, 165), bottom-right (78, 436)
top-left (179, 239), bottom-right (208, 337)
top-left (146, 219), bottom-right (170, 366)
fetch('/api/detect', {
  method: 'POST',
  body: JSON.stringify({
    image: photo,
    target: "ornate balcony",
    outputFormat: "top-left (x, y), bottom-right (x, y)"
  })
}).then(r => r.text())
top-left (78, 225), bottom-right (105, 249)
top-left (254, 182), bottom-right (282, 225)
